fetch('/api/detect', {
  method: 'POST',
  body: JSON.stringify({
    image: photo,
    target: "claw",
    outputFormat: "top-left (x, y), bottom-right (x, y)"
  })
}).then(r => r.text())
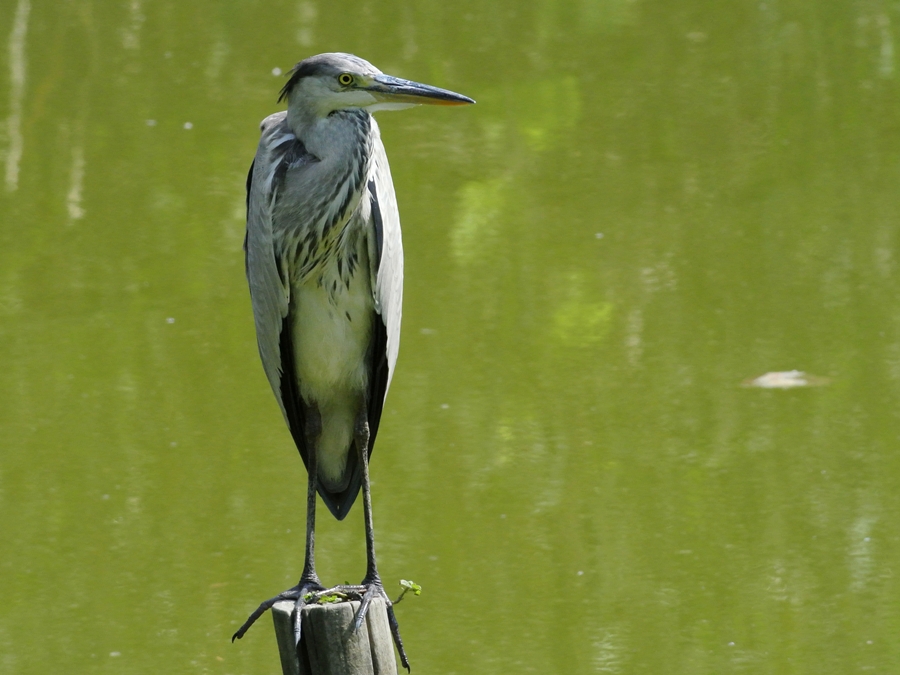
top-left (232, 579), bottom-right (323, 643)
top-left (232, 589), bottom-right (299, 642)
top-left (353, 584), bottom-right (380, 632)
top-left (386, 603), bottom-right (410, 672)
top-left (292, 596), bottom-right (305, 651)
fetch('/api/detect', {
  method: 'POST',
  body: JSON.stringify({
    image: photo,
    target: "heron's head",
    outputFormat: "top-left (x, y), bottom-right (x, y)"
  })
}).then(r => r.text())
top-left (278, 53), bottom-right (474, 117)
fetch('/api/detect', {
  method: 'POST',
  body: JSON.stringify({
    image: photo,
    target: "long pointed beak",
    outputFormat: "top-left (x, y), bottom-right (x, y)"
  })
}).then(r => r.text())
top-left (368, 74), bottom-right (475, 106)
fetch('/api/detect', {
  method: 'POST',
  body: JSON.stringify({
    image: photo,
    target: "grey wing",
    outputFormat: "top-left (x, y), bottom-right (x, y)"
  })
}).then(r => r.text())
top-left (356, 134), bottom-right (403, 469)
top-left (245, 112), bottom-right (293, 421)
top-left (367, 136), bottom-right (404, 396)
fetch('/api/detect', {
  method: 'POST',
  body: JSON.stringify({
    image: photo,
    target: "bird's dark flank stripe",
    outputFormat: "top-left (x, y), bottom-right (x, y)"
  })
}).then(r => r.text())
top-left (367, 180), bottom-right (384, 271)
top-left (243, 161), bottom-right (255, 278)
top-left (278, 307), bottom-right (308, 468)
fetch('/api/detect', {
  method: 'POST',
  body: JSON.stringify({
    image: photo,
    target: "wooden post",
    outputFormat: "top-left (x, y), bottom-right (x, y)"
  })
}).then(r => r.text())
top-left (272, 598), bottom-right (398, 675)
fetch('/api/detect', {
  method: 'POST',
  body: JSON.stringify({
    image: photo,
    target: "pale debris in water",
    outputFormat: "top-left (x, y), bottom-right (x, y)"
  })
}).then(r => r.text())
top-left (742, 370), bottom-right (830, 389)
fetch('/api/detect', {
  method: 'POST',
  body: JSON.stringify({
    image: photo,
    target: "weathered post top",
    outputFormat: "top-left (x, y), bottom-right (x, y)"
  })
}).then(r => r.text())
top-left (272, 598), bottom-right (398, 675)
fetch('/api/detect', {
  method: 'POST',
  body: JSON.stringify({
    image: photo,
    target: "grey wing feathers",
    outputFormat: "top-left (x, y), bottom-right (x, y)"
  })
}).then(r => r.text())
top-left (245, 112), bottom-right (295, 422)
top-left (367, 136), bottom-right (404, 395)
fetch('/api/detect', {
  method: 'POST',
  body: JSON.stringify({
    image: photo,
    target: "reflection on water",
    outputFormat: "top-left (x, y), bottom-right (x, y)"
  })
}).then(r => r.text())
top-left (4, 0), bottom-right (30, 192)
top-left (66, 144), bottom-right (86, 221)
top-left (742, 370), bottom-right (830, 388)
top-left (2, 1), bottom-right (900, 674)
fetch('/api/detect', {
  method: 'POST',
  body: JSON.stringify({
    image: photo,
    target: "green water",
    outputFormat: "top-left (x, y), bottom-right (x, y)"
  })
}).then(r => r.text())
top-left (2, 0), bottom-right (900, 673)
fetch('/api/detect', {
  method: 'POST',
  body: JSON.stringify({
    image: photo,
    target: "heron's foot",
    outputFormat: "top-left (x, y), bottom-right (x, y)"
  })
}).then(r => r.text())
top-left (231, 577), bottom-right (325, 645)
top-left (314, 579), bottom-right (410, 672)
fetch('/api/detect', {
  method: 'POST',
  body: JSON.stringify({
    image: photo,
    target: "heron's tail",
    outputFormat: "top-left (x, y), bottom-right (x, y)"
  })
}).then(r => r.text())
top-left (317, 452), bottom-right (362, 520)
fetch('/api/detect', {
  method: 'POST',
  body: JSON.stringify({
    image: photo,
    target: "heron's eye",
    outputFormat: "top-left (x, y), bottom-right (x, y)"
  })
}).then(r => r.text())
top-left (337, 73), bottom-right (354, 86)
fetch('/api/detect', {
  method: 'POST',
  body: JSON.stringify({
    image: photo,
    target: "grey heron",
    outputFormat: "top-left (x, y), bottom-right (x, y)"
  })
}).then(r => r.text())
top-left (231, 53), bottom-right (473, 668)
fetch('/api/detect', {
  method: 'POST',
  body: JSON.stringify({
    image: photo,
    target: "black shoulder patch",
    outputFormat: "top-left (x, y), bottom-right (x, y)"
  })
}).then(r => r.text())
top-left (368, 180), bottom-right (384, 270)
top-left (245, 159), bottom-right (254, 218)
top-left (244, 160), bottom-right (254, 279)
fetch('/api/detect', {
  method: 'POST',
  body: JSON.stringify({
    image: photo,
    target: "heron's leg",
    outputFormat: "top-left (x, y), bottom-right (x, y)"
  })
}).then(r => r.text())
top-left (232, 402), bottom-right (325, 646)
top-left (283, 402), bottom-right (328, 650)
top-left (299, 401), bottom-right (322, 587)
top-left (356, 408), bottom-right (379, 587)
top-left (346, 404), bottom-right (411, 672)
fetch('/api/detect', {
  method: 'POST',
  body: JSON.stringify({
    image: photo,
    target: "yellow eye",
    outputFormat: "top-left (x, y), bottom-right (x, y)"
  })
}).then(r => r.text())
top-left (337, 73), bottom-right (353, 86)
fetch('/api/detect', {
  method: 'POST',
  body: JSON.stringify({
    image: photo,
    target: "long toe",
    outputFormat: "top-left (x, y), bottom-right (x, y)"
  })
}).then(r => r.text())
top-left (386, 603), bottom-right (411, 673)
top-left (352, 583), bottom-right (383, 632)
top-left (292, 593), bottom-right (309, 655)
top-left (232, 589), bottom-right (300, 642)
top-left (233, 579), bottom-right (324, 642)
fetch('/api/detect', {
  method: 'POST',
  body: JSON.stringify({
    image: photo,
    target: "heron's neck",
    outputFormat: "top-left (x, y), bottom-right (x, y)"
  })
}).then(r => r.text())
top-left (287, 106), bottom-right (372, 162)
